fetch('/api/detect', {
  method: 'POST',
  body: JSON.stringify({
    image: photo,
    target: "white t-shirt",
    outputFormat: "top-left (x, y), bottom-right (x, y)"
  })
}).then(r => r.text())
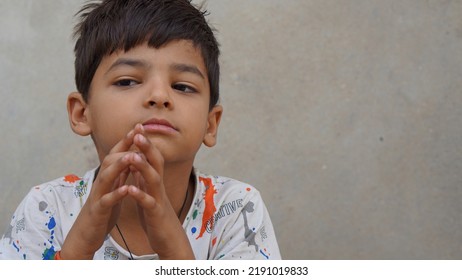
top-left (0, 168), bottom-right (281, 260)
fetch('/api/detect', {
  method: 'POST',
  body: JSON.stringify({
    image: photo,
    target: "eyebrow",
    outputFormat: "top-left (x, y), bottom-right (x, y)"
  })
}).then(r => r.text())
top-left (170, 63), bottom-right (205, 80)
top-left (105, 58), bottom-right (205, 80)
top-left (105, 58), bottom-right (150, 75)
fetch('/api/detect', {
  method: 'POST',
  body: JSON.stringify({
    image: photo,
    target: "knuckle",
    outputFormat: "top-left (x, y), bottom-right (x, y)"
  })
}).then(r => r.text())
top-left (97, 175), bottom-right (109, 186)
top-left (152, 175), bottom-right (162, 186)
top-left (100, 158), bottom-right (111, 169)
top-left (157, 155), bottom-right (164, 165)
top-left (98, 196), bottom-right (110, 209)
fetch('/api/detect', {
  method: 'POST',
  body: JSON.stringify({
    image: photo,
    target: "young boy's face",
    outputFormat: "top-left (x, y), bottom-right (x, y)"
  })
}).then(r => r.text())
top-left (68, 40), bottom-right (222, 165)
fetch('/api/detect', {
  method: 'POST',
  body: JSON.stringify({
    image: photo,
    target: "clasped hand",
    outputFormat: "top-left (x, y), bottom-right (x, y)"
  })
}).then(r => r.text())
top-left (61, 124), bottom-right (194, 259)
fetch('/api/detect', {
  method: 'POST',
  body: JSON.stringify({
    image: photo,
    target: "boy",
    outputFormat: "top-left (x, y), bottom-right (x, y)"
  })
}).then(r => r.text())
top-left (0, 0), bottom-right (280, 260)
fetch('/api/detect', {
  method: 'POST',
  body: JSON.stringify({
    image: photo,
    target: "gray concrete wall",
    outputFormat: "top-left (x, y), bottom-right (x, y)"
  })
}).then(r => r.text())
top-left (1, 0), bottom-right (461, 259)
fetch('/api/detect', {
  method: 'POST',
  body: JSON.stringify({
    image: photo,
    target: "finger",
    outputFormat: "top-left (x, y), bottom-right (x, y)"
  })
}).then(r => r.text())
top-left (137, 203), bottom-right (148, 232)
top-left (128, 169), bottom-right (143, 190)
top-left (133, 133), bottom-right (164, 177)
top-left (127, 185), bottom-right (158, 212)
top-left (116, 168), bottom-right (130, 189)
top-left (126, 152), bottom-right (164, 198)
top-left (97, 185), bottom-right (129, 210)
top-left (92, 153), bottom-right (132, 197)
top-left (108, 124), bottom-right (142, 154)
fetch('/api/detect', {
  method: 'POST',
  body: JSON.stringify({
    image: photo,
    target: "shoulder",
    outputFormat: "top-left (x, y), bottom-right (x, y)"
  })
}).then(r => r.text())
top-left (0, 169), bottom-right (97, 259)
top-left (28, 169), bottom-right (95, 200)
top-left (194, 170), bottom-right (265, 215)
top-left (194, 170), bottom-right (261, 200)
top-left (13, 169), bottom-right (97, 218)
top-left (192, 169), bottom-right (269, 231)
top-left (188, 170), bottom-right (281, 260)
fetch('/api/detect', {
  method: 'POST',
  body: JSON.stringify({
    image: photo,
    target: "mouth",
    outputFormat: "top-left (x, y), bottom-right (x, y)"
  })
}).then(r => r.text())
top-left (142, 118), bottom-right (179, 134)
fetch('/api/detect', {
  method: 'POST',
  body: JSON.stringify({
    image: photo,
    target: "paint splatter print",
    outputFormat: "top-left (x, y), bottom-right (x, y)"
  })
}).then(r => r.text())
top-left (0, 168), bottom-right (281, 259)
top-left (41, 215), bottom-right (58, 260)
top-left (104, 247), bottom-right (120, 260)
top-left (196, 177), bottom-right (217, 239)
top-left (186, 172), bottom-right (281, 259)
top-left (74, 179), bottom-right (88, 198)
top-left (242, 201), bottom-right (258, 252)
top-left (64, 174), bottom-right (80, 183)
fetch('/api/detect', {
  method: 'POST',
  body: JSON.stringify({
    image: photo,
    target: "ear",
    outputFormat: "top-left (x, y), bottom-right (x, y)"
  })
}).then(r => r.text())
top-left (203, 105), bottom-right (223, 147)
top-left (67, 92), bottom-right (92, 136)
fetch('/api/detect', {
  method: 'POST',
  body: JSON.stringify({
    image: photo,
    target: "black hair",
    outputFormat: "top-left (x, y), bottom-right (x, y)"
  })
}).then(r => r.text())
top-left (73, 0), bottom-right (220, 109)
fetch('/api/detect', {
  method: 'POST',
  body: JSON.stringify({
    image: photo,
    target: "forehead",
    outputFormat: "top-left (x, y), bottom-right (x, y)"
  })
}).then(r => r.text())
top-left (99, 39), bottom-right (207, 74)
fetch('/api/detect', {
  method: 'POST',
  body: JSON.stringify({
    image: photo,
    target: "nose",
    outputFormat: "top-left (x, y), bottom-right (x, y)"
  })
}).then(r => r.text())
top-left (145, 83), bottom-right (173, 109)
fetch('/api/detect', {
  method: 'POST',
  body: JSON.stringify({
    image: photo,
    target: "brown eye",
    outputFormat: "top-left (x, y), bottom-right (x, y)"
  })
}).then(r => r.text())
top-left (173, 83), bottom-right (197, 93)
top-left (114, 79), bottom-right (138, 87)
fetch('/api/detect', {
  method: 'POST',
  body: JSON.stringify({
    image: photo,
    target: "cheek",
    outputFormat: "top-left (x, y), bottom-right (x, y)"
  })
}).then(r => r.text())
top-left (89, 108), bottom-right (134, 154)
top-left (183, 107), bottom-right (209, 133)
top-left (189, 117), bottom-right (210, 148)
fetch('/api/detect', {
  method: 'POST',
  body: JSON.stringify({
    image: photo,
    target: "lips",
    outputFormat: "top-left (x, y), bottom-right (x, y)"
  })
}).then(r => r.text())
top-left (142, 118), bottom-right (178, 134)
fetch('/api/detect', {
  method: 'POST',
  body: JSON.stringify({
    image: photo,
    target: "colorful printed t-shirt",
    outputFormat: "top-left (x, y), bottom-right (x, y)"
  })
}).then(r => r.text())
top-left (0, 168), bottom-right (281, 260)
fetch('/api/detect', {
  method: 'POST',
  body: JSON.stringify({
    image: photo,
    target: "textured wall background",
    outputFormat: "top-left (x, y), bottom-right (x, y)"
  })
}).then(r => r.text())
top-left (1, 0), bottom-right (461, 259)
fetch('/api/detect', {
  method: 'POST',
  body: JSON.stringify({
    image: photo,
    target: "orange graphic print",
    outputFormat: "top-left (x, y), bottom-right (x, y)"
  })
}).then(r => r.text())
top-left (196, 177), bottom-right (217, 239)
top-left (64, 174), bottom-right (81, 183)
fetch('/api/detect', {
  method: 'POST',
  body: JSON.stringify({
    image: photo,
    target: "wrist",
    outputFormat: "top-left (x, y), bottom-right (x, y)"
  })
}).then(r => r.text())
top-left (159, 252), bottom-right (195, 260)
top-left (59, 247), bottom-right (95, 260)
top-left (157, 242), bottom-right (196, 260)
top-left (60, 239), bottom-right (97, 260)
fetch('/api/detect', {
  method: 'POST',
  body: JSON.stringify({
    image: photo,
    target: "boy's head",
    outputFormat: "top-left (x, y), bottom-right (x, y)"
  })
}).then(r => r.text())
top-left (73, 0), bottom-right (220, 110)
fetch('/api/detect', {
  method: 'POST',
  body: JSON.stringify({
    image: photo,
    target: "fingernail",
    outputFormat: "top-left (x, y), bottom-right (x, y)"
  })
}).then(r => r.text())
top-left (133, 153), bottom-right (142, 161)
top-left (136, 134), bottom-right (146, 143)
top-left (136, 123), bottom-right (144, 132)
top-left (118, 185), bottom-right (128, 193)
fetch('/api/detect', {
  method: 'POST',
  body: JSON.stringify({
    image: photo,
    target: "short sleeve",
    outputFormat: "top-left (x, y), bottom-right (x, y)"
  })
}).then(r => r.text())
top-left (209, 189), bottom-right (281, 260)
top-left (0, 185), bottom-right (66, 260)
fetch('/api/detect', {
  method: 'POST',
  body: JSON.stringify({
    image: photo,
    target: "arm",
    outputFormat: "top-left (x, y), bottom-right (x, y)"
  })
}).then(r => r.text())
top-left (0, 179), bottom-right (73, 260)
top-left (59, 126), bottom-right (139, 259)
top-left (0, 191), bottom-right (58, 260)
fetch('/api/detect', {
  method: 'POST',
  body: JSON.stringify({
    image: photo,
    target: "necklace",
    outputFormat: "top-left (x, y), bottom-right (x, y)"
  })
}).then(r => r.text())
top-left (115, 223), bottom-right (134, 260)
top-left (115, 185), bottom-right (190, 260)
